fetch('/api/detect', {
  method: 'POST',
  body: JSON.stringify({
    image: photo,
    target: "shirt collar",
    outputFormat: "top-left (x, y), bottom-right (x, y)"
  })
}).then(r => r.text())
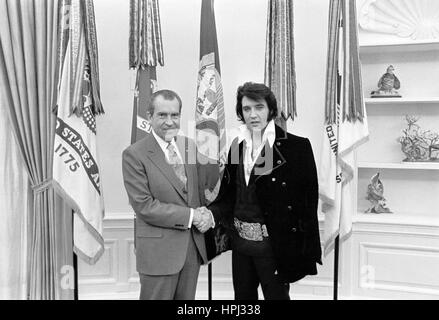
top-left (151, 129), bottom-right (177, 153)
top-left (237, 119), bottom-right (276, 148)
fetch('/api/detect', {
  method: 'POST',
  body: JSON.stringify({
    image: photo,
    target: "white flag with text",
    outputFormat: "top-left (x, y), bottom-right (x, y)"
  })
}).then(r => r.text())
top-left (53, 37), bottom-right (104, 264)
top-left (320, 114), bottom-right (368, 255)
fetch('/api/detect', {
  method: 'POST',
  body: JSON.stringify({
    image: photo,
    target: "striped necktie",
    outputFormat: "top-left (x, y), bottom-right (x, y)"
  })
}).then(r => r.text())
top-left (167, 143), bottom-right (187, 187)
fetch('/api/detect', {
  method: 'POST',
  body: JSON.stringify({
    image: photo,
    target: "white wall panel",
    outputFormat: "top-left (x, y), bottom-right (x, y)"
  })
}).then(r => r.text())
top-left (79, 214), bottom-right (439, 300)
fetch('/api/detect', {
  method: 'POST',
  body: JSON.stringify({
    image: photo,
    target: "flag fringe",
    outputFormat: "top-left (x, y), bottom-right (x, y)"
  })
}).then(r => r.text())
top-left (325, 0), bottom-right (364, 125)
top-left (129, 0), bottom-right (164, 69)
top-left (264, 0), bottom-right (297, 122)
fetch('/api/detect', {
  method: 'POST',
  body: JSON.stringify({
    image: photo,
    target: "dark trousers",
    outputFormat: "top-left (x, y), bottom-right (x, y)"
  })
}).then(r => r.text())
top-left (232, 250), bottom-right (290, 300)
top-left (139, 233), bottom-right (201, 300)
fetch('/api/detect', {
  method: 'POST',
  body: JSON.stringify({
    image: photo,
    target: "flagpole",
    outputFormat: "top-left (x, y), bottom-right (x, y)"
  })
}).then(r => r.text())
top-left (197, 0), bottom-right (224, 302)
top-left (208, 263), bottom-right (212, 300)
top-left (333, 235), bottom-right (340, 300)
top-left (72, 210), bottom-right (78, 300)
top-left (73, 252), bottom-right (78, 300)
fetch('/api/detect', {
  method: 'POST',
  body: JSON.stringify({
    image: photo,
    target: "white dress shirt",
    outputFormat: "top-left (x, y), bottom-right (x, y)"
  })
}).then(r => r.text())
top-left (151, 130), bottom-right (194, 228)
top-left (237, 120), bottom-right (276, 185)
top-left (151, 129), bottom-right (184, 163)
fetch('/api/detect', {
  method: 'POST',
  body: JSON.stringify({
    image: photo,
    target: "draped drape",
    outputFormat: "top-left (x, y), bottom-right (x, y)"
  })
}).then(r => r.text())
top-left (0, 98), bottom-right (30, 299)
top-left (0, 0), bottom-right (73, 299)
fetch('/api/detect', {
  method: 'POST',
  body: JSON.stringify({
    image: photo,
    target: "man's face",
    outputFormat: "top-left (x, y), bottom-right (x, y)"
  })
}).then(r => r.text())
top-left (242, 96), bottom-right (270, 133)
top-left (149, 96), bottom-right (181, 142)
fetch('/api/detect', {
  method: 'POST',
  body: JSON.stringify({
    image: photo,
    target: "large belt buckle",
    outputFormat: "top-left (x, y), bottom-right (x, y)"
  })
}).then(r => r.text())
top-left (234, 218), bottom-right (268, 241)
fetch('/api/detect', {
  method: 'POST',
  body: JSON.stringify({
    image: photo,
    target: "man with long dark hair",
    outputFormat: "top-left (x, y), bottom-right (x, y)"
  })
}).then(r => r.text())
top-left (209, 82), bottom-right (322, 300)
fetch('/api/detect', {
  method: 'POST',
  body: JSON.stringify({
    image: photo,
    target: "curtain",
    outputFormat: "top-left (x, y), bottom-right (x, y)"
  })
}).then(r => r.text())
top-left (0, 0), bottom-right (73, 299)
top-left (0, 97), bottom-right (30, 300)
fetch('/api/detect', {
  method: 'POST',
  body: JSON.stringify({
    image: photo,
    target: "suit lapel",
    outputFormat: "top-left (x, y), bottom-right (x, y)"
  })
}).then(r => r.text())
top-left (254, 125), bottom-right (288, 182)
top-left (145, 134), bottom-right (188, 202)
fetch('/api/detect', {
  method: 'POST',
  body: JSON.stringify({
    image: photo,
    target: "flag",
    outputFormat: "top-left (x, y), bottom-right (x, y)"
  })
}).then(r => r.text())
top-left (53, 0), bottom-right (104, 264)
top-left (264, 0), bottom-right (297, 127)
top-left (319, 0), bottom-right (369, 256)
top-left (129, 0), bottom-right (164, 143)
top-left (196, 0), bottom-right (226, 203)
top-left (196, 0), bottom-right (230, 262)
top-left (130, 68), bottom-right (157, 143)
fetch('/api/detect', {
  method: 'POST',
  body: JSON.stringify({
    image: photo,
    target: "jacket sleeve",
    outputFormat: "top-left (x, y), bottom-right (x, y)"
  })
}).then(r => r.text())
top-left (303, 138), bottom-right (322, 264)
top-left (122, 147), bottom-right (191, 230)
top-left (304, 139), bottom-right (319, 217)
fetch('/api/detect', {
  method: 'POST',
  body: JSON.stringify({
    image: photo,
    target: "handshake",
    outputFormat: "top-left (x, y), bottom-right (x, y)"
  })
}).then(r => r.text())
top-left (193, 206), bottom-right (214, 233)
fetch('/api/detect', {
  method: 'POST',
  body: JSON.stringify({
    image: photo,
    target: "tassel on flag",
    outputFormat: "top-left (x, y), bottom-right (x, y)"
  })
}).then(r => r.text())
top-left (129, 0), bottom-right (164, 143)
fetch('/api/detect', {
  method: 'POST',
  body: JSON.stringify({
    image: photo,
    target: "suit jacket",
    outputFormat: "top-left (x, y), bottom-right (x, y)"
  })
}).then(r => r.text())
top-left (209, 125), bottom-right (322, 283)
top-left (122, 134), bottom-right (208, 275)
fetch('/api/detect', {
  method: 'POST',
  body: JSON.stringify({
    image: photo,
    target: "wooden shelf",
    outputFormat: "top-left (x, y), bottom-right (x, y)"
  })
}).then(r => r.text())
top-left (364, 97), bottom-right (439, 105)
top-left (360, 40), bottom-right (439, 54)
top-left (358, 162), bottom-right (439, 170)
top-left (357, 36), bottom-right (439, 231)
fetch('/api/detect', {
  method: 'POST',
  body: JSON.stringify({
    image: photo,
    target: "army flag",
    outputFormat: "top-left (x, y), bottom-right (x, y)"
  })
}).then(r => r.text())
top-left (129, 0), bottom-right (164, 143)
top-left (196, 0), bottom-right (226, 204)
top-left (53, 0), bottom-right (104, 264)
top-left (196, 0), bottom-right (230, 262)
top-left (319, 0), bottom-right (369, 256)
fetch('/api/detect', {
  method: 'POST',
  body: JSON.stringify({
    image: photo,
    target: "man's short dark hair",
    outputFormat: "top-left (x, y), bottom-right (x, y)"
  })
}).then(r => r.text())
top-left (236, 82), bottom-right (278, 123)
top-left (148, 89), bottom-right (182, 115)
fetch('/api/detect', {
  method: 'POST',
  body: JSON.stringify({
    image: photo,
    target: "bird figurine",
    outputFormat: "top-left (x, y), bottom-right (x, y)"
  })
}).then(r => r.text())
top-left (365, 173), bottom-right (392, 214)
top-left (371, 65), bottom-right (401, 97)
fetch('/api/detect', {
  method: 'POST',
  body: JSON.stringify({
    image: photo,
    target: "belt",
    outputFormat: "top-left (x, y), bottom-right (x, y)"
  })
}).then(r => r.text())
top-left (233, 217), bottom-right (268, 241)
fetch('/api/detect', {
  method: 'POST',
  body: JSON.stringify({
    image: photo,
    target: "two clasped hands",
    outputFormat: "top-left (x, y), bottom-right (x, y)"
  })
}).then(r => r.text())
top-left (192, 206), bottom-right (214, 233)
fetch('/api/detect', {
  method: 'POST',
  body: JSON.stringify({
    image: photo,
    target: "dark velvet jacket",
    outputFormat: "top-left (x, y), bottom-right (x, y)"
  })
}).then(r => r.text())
top-left (209, 125), bottom-right (322, 283)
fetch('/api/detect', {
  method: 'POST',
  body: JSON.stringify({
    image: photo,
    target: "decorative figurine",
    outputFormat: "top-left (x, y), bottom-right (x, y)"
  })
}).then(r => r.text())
top-left (399, 115), bottom-right (439, 162)
top-left (365, 173), bottom-right (392, 214)
top-left (371, 65), bottom-right (401, 98)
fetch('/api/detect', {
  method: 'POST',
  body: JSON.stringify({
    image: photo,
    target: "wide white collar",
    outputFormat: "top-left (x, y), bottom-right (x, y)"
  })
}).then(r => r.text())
top-left (237, 119), bottom-right (276, 148)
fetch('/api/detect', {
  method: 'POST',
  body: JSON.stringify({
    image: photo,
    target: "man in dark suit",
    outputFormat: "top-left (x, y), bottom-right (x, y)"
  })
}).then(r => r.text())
top-left (122, 89), bottom-right (214, 300)
top-left (208, 82), bottom-right (322, 300)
